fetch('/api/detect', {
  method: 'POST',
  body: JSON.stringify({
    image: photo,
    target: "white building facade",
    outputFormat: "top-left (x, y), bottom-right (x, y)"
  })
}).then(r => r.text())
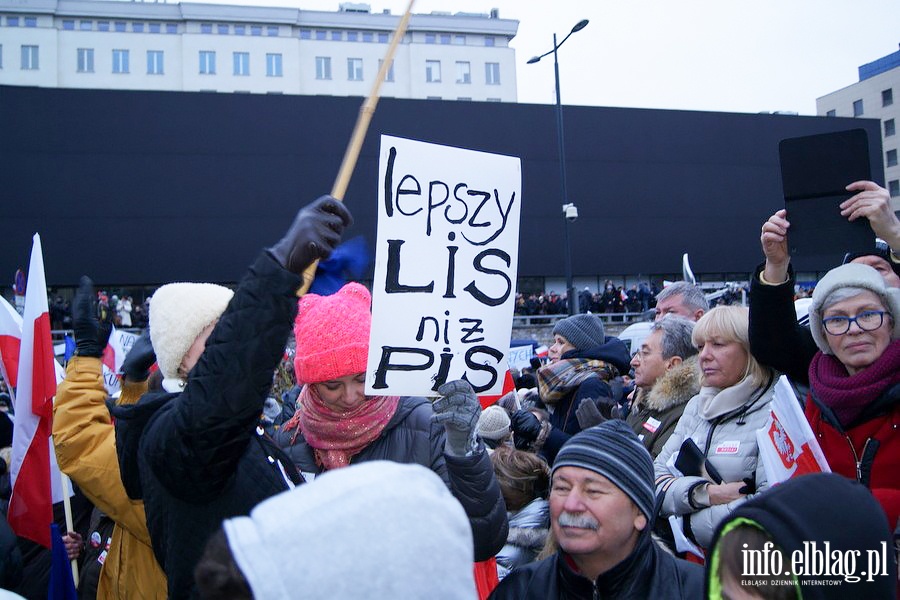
top-left (0, 0), bottom-right (518, 101)
top-left (817, 46), bottom-right (900, 211)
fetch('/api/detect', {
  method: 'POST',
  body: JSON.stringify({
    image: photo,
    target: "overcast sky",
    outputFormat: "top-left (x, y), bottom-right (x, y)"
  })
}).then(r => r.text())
top-left (189, 0), bottom-right (900, 115)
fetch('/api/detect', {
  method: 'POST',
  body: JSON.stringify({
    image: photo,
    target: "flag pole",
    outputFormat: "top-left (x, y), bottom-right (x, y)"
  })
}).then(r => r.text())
top-left (296, 0), bottom-right (416, 296)
top-left (60, 471), bottom-right (79, 585)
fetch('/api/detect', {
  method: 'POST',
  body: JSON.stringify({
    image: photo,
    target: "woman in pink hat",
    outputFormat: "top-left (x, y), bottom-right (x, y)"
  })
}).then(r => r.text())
top-left (276, 282), bottom-right (507, 562)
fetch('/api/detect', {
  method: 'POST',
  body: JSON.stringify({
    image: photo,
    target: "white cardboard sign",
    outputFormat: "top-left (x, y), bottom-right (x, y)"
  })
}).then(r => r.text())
top-left (366, 135), bottom-right (522, 396)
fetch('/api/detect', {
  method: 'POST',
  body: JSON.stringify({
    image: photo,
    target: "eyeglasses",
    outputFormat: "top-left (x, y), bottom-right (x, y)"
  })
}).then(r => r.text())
top-left (821, 310), bottom-right (889, 335)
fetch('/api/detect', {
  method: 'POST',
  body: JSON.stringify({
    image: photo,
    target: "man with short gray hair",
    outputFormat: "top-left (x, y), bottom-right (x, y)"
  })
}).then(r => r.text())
top-left (626, 315), bottom-right (700, 458)
top-left (653, 282), bottom-right (708, 322)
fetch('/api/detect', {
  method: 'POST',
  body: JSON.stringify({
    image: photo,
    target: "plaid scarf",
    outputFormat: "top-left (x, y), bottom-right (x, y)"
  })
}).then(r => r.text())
top-left (282, 385), bottom-right (399, 470)
top-left (537, 358), bottom-right (617, 405)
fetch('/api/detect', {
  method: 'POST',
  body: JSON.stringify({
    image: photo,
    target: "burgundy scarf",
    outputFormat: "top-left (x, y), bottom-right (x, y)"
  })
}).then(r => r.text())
top-left (808, 339), bottom-right (900, 427)
top-left (282, 385), bottom-right (399, 470)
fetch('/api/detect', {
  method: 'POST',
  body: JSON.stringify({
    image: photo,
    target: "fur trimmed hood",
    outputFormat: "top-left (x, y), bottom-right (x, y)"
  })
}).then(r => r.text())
top-left (642, 355), bottom-right (701, 413)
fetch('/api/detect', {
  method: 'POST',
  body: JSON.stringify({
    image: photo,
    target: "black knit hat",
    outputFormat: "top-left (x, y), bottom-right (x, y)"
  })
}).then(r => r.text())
top-left (842, 241), bottom-right (900, 278)
top-left (551, 420), bottom-right (655, 520)
top-left (552, 314), bottom-right (605, 352)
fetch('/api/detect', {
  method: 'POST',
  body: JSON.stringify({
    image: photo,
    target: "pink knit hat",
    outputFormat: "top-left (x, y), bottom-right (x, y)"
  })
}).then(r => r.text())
top-left (293, 282), bottom-right (371, 384)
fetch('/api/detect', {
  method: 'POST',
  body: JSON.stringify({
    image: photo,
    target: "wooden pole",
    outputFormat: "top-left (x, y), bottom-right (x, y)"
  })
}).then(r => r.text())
top-left (297, 0), bottom-right (416, 296)
top-left (61, 471), bottom-right (79, 586)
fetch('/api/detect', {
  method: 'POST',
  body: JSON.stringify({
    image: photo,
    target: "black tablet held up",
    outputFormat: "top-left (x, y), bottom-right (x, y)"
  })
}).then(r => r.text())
top-left (778, 129), bottom-right (876, 270)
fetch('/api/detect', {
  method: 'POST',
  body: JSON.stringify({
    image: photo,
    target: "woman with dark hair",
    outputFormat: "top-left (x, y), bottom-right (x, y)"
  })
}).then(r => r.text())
top-left (804, 262), bottom-right (900, 529)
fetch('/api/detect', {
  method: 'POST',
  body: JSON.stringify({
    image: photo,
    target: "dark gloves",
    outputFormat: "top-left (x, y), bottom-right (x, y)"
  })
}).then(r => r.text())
top-left (267, 195), bottom-right (354, 275)
top-left (575, 399), bottom-right (607, 430)
top-left (72, 276), bottom-right (112, 358)
top-left (120, 330), bottom-right (156, 382)
top-left (738, 476), bottom-right (756, 495)
top-left (432, 380), bottom-right (481, 456)
top-left (511, 409), bottom-right (542, 450)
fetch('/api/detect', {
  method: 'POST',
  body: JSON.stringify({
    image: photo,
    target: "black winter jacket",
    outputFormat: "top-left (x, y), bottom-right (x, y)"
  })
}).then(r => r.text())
top-left (489, 529), bottom-right (703, 600)
top-left (112, 253), bottom-right (303, 600)
top-left (275, 396), bottom-right (508, 562)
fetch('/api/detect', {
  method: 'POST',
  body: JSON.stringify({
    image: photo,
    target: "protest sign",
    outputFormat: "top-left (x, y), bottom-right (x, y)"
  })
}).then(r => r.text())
top-left (506, 345), bottom-right (534, 371)
top-left (366, 135), bottom-right (522, 396)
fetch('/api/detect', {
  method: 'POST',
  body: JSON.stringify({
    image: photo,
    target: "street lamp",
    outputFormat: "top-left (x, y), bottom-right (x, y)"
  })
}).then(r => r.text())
top-left (528, 19), bottom-right (589, 316)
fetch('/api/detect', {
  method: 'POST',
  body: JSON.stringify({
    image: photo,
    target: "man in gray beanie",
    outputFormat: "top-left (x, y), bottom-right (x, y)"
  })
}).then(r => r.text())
top-left (490, 421), bottom-right (702, 599)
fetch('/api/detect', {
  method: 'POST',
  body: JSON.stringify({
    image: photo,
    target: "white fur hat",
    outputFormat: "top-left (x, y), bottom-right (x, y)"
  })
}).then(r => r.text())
top-left (223, 461), bottom-right (476, 600)
top-left (809, 263), bottom-right (900, 355)
top-left (149, 283), bottom-right (234, 380)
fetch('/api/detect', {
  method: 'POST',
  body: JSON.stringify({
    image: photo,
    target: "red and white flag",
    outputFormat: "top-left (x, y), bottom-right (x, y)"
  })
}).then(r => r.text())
top-left (0, 295), bottom-right (23, 388)
top-left (8, 234), bottom-right (67, 548)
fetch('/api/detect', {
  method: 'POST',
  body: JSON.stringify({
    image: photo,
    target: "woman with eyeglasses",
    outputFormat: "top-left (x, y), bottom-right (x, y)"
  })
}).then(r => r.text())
top-left (806, 262), bottom-right (900, 530)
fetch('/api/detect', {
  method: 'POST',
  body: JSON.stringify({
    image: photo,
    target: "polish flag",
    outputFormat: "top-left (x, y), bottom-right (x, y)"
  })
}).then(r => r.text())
top-left (8, 234), bottom-right (67, 548)
top-left (0, 296), bottom-right (23, 388)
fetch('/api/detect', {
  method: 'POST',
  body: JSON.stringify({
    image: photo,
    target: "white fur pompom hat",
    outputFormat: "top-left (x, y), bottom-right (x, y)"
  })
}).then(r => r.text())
top-left (809, 263), bottom-right (900, 355)
top-left (149, 283), bottom-right (234, 381)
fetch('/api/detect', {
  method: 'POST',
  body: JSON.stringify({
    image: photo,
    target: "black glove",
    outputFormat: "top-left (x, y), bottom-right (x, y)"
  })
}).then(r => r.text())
top-left (511, 409), bottom-right (542, 450)
top-left (575, 399), bottom-right (607, 430)
top-left (738, 476), bottom-right (756, 495)
top-left (72, 276), bottom-right (112, 358)
top-left (432, 380), bottom-right (481, 456)
top-left (267, 195), bottom-right (353, 275)
top-left (120, 330), bottom-right (156, 382)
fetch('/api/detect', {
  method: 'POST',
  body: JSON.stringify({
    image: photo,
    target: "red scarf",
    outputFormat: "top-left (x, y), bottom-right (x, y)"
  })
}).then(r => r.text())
top-left (808, 339), bottom-right (900, 428)
top-left (283, 385), bottom-right (399, 470)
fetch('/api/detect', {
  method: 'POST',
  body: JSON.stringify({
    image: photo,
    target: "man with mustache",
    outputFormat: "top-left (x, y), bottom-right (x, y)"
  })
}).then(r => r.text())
top-left (489, 421), bottom-right (702, 599)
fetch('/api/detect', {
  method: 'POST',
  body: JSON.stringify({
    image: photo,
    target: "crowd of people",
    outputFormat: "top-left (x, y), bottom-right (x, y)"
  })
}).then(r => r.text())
top-left (0, 180), bottom-right (897, 599)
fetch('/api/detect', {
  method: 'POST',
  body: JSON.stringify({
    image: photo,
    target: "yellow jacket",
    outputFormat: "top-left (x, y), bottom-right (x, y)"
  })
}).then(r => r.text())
top-left (53, 356), bottom-right (166, 599)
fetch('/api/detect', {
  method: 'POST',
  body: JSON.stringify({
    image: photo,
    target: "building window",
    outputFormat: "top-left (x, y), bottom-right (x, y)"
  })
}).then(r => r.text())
top-left (20, 45), bottom-right (38, 70)
top-left (484, 36), bottom-right (495, 47)
top-left (299, 29), bottom-right (311, 39)
top-left (199, 50), bottom-right (216, 75)
top-left (883, 89), bottom-right (894, 107)
top-left (115, 22), bottom-right (126, 32)
top-left (77, 48), bottom-right (94, 73)
top-left (112, 49), bottom-right (129, 73)
top-left (889, 180), bottom-right (899, 197)
top-left (315, 56), bottom-right (331, 80)
top-left (80, 20), bottom-right (92, 31)
top-left (362, 31), bottom-right (373, 43)
top-left (825, 109), bottom-right (836, 117)
top-left (315, 30), bottom-right (326, 41)
top-left (24, 17), bottom-right (36, 27)
top-left (425, 33), bottom-right (436, 44)
top-left (455, 61), bottom-right (471, 84)
top-left (886, 119), bottom-right (896, 137)
top-left (234, 25), bottom-right (245, 35)
top-left (331, 31), bottom-right (342, 41)
top-left (486, 97), bottom-right (501, 102)
top-left (149, 23), bottom-right (161, 34)
top-left (7, 17), bottom-right (19, 26)
top-left (454, 35), bottom-right (465, 45)
top-left (457, 97), bottom-right (472, 101)
top-left (347, 58), bottom-right (363, 81)
top-left (426, 60), bottom-right (441, 82)
top-left (440, 34), bottom-right (450, 44)
top-left (852, 99), bottom-right (863, 116)
top-left (267, 26), bottom-right (278, 37)
top-left (133, 22), bottom-right (144, 33)
top-left (251, 25), bottom-right (262, 36)
top-left (233, 52), bottom-right (249, 76)
top-left (266, 53), bottom-right (282, 77)
top-left (217, 24), bottom-right (229, 35)
top-left (347, 31), bottom-right (358, 42)
top-left (887, 149), bottom-right (898, 167)
top-left (0, 45), bottom-right (3, 69)
top-left (166, 23), bottom-right (177, 34)
top-left (377, 32), bottom-right (388, 43)
top-left (485, 62), bottom-right (500, 85)
top-left (147, 50), bottom-right (164, 75)
top-left (98, 21), bottom-right (109, 32)
top-left (379, 59), bottom-right (394, 82)
top-left (62, 20), bottom-right (74, 30)
top-left (201, 23), bottom-right (212, 34)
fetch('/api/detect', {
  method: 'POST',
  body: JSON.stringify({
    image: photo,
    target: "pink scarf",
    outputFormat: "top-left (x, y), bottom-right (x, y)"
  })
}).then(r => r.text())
top-left (808, 339), bottom-right (900, 428)
top-left (284, 385), bottom-right (399, 470)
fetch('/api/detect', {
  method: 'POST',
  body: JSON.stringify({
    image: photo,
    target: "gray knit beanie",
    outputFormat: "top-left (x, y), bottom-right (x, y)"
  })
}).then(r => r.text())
top-left (477, 405), bottom-right (511, 441)
top-left (552, 314), bottom-right (605, 352)
top-left (809, 263), bottom-right (900, 355)
top-left (551, 420), bottom-right (655, 521)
